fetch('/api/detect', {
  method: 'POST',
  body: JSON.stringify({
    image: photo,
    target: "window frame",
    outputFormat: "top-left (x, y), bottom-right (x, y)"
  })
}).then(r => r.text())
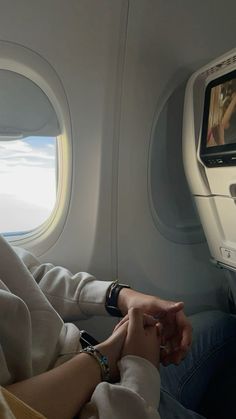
top-left (0, 41), bottom-right (72, 256)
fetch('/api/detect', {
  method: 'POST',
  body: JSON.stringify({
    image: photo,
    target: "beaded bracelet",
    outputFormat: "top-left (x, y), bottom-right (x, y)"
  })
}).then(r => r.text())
top-left (80, 345), bottom-right (110, 381)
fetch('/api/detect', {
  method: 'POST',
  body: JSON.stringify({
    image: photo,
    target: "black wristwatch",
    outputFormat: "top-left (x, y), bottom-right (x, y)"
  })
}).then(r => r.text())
top-left (105, 280), bottom-right (130, 317)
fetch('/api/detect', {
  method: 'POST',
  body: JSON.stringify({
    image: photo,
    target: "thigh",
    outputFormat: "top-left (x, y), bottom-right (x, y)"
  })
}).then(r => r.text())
top-left (196, 312), bottom-right (236, 419)
top-left (159, 390), bottom-right (206, 419)
top-left (160, 310), bottom-right (236, 411)
top-left (199, 351), bottom-right (236, 418)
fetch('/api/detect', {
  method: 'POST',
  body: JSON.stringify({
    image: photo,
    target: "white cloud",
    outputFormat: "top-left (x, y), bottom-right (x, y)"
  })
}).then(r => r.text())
top-left (0, 194), bottom-right (52, 233)
top-left (0, 138), bottom-right (57, 233)
top-left (0, 139), bottom-right (31, 151)
top-left (0, 167), bottom-right (56, 207)
top-left (0, 139), bottom-right (55, 171)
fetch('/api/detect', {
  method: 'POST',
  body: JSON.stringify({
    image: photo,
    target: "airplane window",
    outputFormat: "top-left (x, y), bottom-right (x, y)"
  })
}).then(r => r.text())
top-left (0, 70), bottom-right (61, 236)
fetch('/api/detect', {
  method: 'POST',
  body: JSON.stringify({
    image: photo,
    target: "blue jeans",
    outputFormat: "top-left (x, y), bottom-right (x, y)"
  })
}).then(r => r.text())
top-left (159, 310), bottom-right (236, 419)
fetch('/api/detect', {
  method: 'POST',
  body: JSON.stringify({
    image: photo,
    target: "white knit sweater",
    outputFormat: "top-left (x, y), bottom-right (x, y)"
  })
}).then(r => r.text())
top-left (0, 235), bottom-right (161, 418)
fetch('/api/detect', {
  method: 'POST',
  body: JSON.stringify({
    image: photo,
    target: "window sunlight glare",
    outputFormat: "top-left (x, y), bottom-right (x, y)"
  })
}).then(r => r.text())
top-left (0, 136), bottom-right (57, 234)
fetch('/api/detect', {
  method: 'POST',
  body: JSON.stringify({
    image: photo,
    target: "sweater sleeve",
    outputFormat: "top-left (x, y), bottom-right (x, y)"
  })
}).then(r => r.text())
top-left (13, 246), bottom-right (112, 321)
top-left (80, 355), bottom-right (161, 419)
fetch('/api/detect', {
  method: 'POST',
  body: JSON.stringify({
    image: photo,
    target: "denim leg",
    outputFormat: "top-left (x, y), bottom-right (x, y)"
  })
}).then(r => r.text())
top-left (159, 310), bottom-right (236, 418)
top-left (159, 390), bottom-right (206, 419)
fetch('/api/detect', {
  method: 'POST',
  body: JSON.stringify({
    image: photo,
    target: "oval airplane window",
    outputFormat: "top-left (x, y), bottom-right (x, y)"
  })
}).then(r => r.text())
top-left (0, 70), bottom-right (60, 235)
top-left (149, 81), bottom-right (205, 244)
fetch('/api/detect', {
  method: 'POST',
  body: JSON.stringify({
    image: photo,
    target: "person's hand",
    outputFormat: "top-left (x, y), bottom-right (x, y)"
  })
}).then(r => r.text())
top-left (122, 307), bottom-right (161, 368)
top-left (114, 311), bottom-right (160, 333)
top-left (118, 288), bottom-right (192, 365)
top-left (95, 321), bottom-right (128, 382)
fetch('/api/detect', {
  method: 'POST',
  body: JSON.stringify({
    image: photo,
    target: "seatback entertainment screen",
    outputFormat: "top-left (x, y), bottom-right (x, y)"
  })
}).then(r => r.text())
top-left (200, 69), bottom-right (236, 167)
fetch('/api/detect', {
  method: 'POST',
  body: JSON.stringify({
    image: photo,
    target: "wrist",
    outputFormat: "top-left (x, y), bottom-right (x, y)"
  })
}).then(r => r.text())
top-left (105, 281), bottom-right (131, 317)
top-left (79, 346), bottom-right (110, 381)
top-left (117, 287), bottom-right (134, 315)
top-left (95, 341), bottom-right (120, 382)
top-left (95, 342), bottom-right (113, 370)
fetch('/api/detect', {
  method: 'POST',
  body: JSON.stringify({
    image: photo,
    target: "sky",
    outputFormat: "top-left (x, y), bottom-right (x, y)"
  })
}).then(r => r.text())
top-left (0, 136), bottom-right (57, 234)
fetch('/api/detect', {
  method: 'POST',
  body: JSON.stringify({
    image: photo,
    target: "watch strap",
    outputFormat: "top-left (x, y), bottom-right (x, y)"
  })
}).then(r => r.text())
top-left (105, 280), bottom-right (130, 317)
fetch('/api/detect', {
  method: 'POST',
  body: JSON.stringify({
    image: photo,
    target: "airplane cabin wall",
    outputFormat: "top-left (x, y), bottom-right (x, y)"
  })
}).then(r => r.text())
top-left (1, 0), bottom-right (236, 338)
top-left (116, 0), bottom-right (236, 318)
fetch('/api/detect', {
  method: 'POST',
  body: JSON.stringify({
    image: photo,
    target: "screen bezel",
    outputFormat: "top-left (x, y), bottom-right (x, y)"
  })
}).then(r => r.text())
top-left (200, 68), bottom-right (236, 160)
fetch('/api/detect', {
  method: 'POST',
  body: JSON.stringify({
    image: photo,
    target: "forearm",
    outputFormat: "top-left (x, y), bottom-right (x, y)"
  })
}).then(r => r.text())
top-left (118, 287), bottom-right (136, 314)
top-left (14, 245), bottom-right (112, 320)
top-left (5, 353), bottom-right (101, 419)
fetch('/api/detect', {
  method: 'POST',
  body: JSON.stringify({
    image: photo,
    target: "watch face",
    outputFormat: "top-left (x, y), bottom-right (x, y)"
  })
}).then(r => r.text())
top-left (80, 331), bottom-right (99, 347)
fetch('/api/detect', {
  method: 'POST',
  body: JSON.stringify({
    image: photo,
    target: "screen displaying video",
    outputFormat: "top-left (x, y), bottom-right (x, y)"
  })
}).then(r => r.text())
top-left (206, 77), bottom-right (236, 148)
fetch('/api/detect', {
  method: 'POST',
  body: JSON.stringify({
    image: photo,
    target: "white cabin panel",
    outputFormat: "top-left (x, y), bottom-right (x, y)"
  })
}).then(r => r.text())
top-left (0, 1), bottom-right (236, 337)
top-left (117, 0), bottom-right (236, 317)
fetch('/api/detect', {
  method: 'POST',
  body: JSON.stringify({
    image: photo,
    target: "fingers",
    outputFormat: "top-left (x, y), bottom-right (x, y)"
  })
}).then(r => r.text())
top-left (162, 344), bottom-right (189, 365)
top-left (113, 308), bottom-right (141, 337)
top-left (113, 311), bottom-right (157, 333)
top-left (153, 300), bottom-right (184, 321)
top-left (115, 319), bottom-right (129, 336)
top-left (180, 323), bottom-right (193, 350)
top-left (164, 301), bottom-right (184, 314)
top-left (143, 314), bottom-right (158, 327)
top-left (161, 311), bottom-right (192, 365)
top-left (159, 321), bottom-right (192, 366)
top-left (176, 312), bottom-right (193, 354)
top-left (174, 324), bottom-right (192, 363)
top-left (113, 314), bottom-right (129, 333)
top-left (155, 322), bottom-right (163, 337)
top-left (160, 327), bottom-right (192, 366)
top-left (128, 307), bottom-right (143, 334)
top-left (109, 320), bottom-right (128, 348)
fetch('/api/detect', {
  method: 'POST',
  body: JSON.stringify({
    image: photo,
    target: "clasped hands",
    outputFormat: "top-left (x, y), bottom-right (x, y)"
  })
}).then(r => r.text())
top-left (96, 289), bottom-right (192, 382)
